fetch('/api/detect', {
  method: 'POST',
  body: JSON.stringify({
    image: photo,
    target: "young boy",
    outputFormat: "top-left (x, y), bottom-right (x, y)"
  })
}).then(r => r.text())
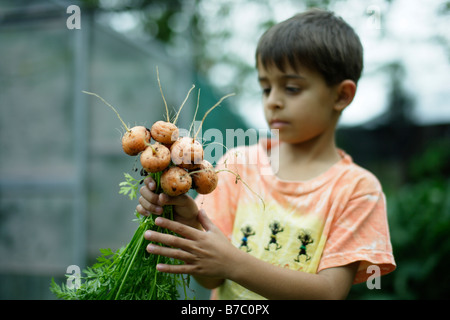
top-left (136, 9), bottom-right (396, 300)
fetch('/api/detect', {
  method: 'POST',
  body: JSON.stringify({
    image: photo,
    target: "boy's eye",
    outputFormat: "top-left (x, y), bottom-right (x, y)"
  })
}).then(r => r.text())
top-left (262, 88), bottom-right (271, 95)
top-left (286, 86), bottom-right (301, 94)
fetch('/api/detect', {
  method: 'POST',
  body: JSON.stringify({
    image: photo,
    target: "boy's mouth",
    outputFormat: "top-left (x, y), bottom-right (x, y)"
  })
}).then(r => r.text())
top-left (269, 119), bottom-right (289, 129)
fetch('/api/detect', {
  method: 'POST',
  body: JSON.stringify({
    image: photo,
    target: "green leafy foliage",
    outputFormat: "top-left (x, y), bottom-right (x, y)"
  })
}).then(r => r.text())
top-left (386, 179), bottom-right (450, 299)
top-left (118, 173), bottom-right (143, 200)
top-left (51, 172), bottom-right (191, 300)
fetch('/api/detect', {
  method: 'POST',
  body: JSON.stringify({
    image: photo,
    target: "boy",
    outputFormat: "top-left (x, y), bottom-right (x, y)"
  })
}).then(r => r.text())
top-left (136, 9), bottom-right (396, 300)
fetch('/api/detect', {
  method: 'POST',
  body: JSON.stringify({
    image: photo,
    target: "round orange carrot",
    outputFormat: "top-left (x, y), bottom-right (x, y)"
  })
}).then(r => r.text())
top-left (161, 166), bottom-right (192, 196)
top-left (122, 126), bottom-right (151, 156)
top-left (140, 142), bottom-right (171, 173)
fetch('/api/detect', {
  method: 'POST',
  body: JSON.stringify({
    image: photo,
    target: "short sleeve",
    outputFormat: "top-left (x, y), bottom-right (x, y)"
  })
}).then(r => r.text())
top-left (317, 177), bottom-right (396, 284)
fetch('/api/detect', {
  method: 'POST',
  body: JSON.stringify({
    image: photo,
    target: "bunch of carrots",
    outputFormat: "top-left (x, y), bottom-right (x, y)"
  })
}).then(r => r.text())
top-left (51, 69), bottom-right (234, 300)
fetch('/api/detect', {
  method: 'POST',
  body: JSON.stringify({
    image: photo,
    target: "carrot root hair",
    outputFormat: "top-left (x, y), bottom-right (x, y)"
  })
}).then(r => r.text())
top-left (82, 90), bottom-right (130, 132)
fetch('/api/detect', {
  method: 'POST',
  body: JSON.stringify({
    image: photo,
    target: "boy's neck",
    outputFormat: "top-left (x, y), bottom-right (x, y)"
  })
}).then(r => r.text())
top-left (272, 128), bottom-right (341, 181)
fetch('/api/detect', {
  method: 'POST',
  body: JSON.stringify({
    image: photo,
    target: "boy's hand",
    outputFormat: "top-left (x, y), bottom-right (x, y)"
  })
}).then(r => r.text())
top-left (145, 209), bottom-right (235, 281)
top-left (136, 176), bottom-right (200, 229)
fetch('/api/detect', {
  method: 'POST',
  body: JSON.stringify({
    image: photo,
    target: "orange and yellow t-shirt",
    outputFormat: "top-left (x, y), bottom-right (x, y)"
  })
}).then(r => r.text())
top-left (195, 139), bottom-right (396, 300)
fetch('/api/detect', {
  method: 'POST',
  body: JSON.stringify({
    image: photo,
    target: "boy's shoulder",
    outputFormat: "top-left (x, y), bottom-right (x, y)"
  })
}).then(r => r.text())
top-left (337, 150), bottom-right (384, 194)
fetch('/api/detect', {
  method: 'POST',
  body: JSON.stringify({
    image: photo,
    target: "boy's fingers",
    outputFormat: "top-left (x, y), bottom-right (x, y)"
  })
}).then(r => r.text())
top-left (139, 185), bottom-right (165, 206)
top-left (140, 182), bottom-right (187, 207)
top-left (146, 244), bottom-right (193, 263)
top-left (158, 193), bottom-right (189, 206)
top-left (153, 217), bottom-right (200, 240)
top-left (145, 228), bottom-right (193, 252)
top-left (138, 197), bottom-right (163, 215)
top-left (144, 176), bottom-right (156, 190)
top-left (156, 263), bottom-right (193, 274)
top-left (136, 204), bottom-right (150, 216)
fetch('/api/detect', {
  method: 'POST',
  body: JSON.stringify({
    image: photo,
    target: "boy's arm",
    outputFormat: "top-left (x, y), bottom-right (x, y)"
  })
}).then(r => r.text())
top-left (228, 249), bottom-right (358, 299)
top-left (145, 210), bottom-right (359, 300)
top-left (192, 276), bottom-right (225, 290)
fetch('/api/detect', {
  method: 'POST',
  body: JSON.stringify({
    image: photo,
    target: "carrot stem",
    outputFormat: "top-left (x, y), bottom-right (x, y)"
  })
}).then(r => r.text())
top-left (114, 219), bottom-right (148, 299)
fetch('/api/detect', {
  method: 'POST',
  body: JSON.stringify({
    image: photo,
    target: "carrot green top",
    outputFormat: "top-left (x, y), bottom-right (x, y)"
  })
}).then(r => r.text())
top-left (196, 139), bottom-right (396, 300)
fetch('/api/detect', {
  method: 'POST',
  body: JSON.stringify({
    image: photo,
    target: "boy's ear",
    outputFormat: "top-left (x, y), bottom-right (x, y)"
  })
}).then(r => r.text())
top-left (334, 80), bottom-right (356, 112)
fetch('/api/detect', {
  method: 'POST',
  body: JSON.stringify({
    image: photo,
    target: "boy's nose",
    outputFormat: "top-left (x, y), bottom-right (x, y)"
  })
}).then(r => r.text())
top-left (266, 91), bottom-right (284, 110)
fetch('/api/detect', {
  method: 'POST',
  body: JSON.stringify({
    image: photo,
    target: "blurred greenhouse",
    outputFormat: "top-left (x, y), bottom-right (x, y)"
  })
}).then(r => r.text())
top-left (1, 0), bottom-right (450, 300)
top-left (0, 0), bottom-right (239, 300)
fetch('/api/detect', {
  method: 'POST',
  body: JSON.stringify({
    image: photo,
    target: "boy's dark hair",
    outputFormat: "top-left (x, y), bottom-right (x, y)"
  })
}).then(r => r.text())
top-left (256, 9), bottom-right (363, 86)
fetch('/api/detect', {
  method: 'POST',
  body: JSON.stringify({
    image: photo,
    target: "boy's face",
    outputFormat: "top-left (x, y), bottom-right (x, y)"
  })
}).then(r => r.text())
top-left (257, 59), bottom-right (341, 145)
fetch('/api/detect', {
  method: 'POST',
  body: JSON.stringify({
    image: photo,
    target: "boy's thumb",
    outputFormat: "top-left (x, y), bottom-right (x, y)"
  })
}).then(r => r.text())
top-left (197, 209), bottom-right (214, 232)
